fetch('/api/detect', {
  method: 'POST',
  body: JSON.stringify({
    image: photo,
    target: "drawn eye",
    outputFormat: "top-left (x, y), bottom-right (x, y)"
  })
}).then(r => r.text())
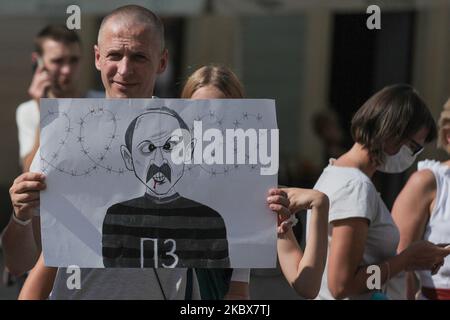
top-left (139, 142), bottom-right (156, 154)
top-left (162, 142), bottom-right (172, 151)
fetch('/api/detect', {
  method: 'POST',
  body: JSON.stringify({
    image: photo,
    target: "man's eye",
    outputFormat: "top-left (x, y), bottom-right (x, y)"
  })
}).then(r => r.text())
top-left (107, 53), bottom-right (121, 60)
top-left (51, 59), bottom-right (64, 65)
top-left (133, 54), bottom-right (147, 61)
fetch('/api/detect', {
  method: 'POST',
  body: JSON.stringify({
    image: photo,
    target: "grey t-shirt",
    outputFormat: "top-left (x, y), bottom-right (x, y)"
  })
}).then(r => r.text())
top-left (50, 268), bottom-right (200, 300)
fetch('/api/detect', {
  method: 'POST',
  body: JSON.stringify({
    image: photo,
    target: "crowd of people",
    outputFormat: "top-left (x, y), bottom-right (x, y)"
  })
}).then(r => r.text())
top-left (1, 4), bottom-right (450, 300)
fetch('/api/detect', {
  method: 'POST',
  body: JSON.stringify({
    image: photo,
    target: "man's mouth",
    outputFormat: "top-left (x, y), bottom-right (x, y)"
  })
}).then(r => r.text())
top-left (112, 80), bottom-right (137, 89)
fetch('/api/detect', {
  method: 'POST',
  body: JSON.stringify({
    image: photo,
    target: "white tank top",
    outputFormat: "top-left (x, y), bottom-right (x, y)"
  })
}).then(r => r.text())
top-left (416, 160), bottom-right (450, 288)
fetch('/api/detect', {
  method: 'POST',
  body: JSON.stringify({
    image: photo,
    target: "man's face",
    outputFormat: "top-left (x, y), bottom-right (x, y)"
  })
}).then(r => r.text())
top-left (94, 22), bottom-right (167, 98)
top-left (41, 39), bottom-right (81, 96)
top-left (127, 112), bottom-right (185, 196)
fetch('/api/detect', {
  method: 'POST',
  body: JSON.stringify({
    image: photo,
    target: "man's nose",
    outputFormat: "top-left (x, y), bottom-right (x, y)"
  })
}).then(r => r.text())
top-left (117, 57), bottom-right (133, 77)
top-left (60, 63), bottom-right (72, 76)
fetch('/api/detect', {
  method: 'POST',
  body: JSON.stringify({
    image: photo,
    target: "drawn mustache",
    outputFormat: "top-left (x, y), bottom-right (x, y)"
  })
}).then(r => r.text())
top-left (146, 163), bottom-right (171, 183)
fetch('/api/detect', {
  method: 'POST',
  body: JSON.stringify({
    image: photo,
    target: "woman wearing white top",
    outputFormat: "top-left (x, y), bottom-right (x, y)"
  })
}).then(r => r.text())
top-left (305, 84), bottom-right (450, 300)
top-left (393, 98), bottom-right (450, 300)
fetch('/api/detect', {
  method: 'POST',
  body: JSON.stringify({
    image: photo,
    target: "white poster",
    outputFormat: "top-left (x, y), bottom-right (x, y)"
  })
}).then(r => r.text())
top-left (40, 98), bottom-right (278, 268)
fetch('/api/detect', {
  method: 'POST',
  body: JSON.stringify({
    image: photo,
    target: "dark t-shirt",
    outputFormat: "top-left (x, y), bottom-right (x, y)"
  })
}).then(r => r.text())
top-left (102, 193), bottom-right (230, 268)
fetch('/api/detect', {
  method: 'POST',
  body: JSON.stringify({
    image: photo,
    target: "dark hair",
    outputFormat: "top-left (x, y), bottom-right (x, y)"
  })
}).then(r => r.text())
top-left (351, 84), bottom-right (437, 165)
top-left (125, 107), bottom-right (189, 153)
top-left (34, 25), bottom-right (81, 55)
top-left (99, 5), bottom-right (165, 51)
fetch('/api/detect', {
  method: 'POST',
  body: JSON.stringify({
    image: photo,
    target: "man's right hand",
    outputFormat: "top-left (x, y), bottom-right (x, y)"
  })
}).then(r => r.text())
top-left (28, 63), bottom-right (51, 101)
top-left (9, 172), bottom-right (46, 222)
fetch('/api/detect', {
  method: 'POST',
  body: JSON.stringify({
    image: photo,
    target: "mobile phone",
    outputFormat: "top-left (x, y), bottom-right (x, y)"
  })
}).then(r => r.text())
top-left (32, 57), bottom-right (44, 73)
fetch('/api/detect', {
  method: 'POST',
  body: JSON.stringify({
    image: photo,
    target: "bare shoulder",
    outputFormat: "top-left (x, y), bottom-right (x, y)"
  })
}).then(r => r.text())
top-left (405, 169), bottom-right (436, 193)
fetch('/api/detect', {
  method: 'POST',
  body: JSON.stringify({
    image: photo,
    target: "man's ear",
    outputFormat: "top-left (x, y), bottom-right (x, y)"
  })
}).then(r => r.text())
top-left (94, 45), bottom-right (101, 71)
top-left (157, 48), bottom-right (168, 74)
top-left (120, 145), bottom-right (134, 171)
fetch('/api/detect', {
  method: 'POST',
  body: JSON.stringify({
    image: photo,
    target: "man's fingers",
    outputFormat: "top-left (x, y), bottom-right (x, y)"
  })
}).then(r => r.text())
top-left (13, 172), bottom-right (45, 184)
top-left (20, 201), bottom-right (40, 212)
top-left (13, 191), bottom-right (40, 204)
top-left (13, 181), bottom-right (46, 194)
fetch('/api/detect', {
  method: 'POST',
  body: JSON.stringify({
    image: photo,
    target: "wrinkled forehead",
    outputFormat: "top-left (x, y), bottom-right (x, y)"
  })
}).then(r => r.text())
top-left (132, 112), bottom-right (181, 145)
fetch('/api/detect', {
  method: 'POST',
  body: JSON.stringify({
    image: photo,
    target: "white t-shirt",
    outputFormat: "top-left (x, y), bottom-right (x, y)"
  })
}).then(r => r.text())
top-left (16, 99), bottom-right (39, 159)
top-left (16, 91), bottom-right (105, 160)
top-left (416, 160), bottom-right (450, 289)
top-left (307, 161), bottom-right (405, 300)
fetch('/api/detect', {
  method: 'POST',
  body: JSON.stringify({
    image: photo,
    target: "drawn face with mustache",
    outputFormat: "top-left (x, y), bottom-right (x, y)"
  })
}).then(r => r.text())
top-left (121, 111), bottom-right (187, 196)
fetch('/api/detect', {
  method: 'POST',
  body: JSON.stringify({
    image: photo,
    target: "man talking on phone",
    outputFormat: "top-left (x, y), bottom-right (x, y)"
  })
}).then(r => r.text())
top-left (6, 25), bottom-right (100, 288)
top-left (16, 25), bottom-right (101, 172)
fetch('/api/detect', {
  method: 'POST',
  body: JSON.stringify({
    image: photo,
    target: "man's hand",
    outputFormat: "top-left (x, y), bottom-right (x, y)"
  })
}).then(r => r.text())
top-left (10, 172), bottom-right (46, 222)
top-left (28, 62), bottom-right (51, 101)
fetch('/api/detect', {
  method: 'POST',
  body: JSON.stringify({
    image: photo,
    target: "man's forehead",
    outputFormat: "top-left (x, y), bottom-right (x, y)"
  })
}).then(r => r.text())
top-left (133, 112), bottom-right (181, 143)
top-left (99, 20), bottom-right (158, 50)
top-left (42, 39), bottom-right (81, 57)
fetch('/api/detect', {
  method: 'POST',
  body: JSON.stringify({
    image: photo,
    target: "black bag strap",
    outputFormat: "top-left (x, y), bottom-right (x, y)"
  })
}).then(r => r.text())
top-left (185, 268), bottom-right (193, 300)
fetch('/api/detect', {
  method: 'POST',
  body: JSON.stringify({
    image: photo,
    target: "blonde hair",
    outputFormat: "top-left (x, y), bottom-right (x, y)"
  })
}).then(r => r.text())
top-left (181, 65), bottom-right (244, 99)
top-left (438, 98), bottom-right (450, 153)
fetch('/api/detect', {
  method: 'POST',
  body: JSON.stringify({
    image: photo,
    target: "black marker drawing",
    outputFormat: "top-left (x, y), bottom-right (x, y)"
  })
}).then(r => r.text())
top-left (101, 107), bottom-right (231, 268)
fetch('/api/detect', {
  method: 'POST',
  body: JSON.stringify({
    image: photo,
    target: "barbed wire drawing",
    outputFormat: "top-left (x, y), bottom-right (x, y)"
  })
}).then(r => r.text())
top-left (40, 105), bottom-right (264, 178)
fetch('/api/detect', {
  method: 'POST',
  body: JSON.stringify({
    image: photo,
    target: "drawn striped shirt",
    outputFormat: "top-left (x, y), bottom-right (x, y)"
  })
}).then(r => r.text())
top-left (102, 193), bottom-right (230, 268)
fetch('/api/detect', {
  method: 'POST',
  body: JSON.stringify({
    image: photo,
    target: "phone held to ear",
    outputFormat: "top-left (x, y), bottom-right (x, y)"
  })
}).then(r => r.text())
top-left (32, 57), bottom-right (44, 73)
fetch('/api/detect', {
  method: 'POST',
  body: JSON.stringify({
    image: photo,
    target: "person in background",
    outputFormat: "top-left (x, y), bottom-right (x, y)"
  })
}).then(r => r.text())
top-left (16, 25), bottom-right (85, 172)
top-left (180, 65), bottom-right (250, 299)
top-left (392, 98), bottom-right (450, 300)
top-left (307, 84), bottom-right (450, 300)
top-left (3, 24), bottom-right (85, 290)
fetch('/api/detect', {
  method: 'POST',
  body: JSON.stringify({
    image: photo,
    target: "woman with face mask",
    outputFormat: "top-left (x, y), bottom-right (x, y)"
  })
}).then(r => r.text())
top-left (392, 98), bottom-right (450, 300)
top-left (294, 84), bottom-right (450, 300)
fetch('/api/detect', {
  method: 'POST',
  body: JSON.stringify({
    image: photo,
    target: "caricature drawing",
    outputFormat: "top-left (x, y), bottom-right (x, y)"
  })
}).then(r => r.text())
top-left (102, 107), bottom-right (230, 268)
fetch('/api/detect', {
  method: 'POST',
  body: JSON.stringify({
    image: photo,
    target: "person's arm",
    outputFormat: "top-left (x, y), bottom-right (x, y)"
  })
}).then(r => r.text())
top-left (391, 170), bottom-right (436, 299)
top-left (327, 217), bottom-right (450, 299)
top-left (267, 188), bottom-right (329, 299)
top-left (21, 60), bottom-right (49, 171)
top-left (1, 172), bottom-right (45, 276)
top-left (18, 253), bottom-right (56, 300)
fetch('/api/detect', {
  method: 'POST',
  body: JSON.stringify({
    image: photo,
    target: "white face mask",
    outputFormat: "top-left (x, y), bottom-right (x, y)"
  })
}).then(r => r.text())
top-left (377, 145), bottom-right (419, 173)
